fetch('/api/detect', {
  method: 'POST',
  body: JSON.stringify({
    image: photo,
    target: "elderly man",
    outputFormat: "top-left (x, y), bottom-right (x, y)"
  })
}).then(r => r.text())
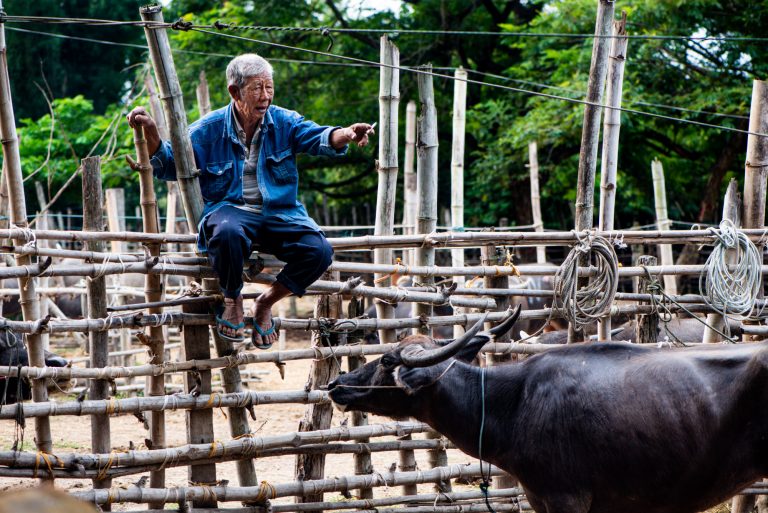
top-left (127, 53), bottom-right (372, 348)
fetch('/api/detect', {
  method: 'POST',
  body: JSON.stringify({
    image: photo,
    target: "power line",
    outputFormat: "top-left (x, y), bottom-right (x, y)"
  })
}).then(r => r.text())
top-left (462, 69), bottom-right (750, 121)
top-left (8, 26), bottom-right (753, 125)
top-left (4, 14), bottom-right (768, 42)
top-left (190, 27), bottom-right (767, 138)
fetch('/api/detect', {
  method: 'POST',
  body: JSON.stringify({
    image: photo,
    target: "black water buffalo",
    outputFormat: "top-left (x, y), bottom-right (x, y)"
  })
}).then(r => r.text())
top-left (329, 306), bottom-right (768, 513)
top-left (0, 330), bottom-right (68, 405)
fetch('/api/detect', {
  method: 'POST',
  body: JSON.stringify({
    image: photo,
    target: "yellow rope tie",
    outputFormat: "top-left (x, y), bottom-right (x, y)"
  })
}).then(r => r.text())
top-left (106, 488), bottom-right (115, 505)
top-left (105, 397), bottom-right (119, 415)
top-left (96, 451), bottom-right (118, 481)
top-left (33, 451), bottom-right (57, 478)
top-left (503, 249), bottom-right (521, 277)
top-left (254, 480), bottom-right (277, 502)
top-left (208, 439), bottom-right (225, 459)
top-left (373, 257), bottom-right (407, 284)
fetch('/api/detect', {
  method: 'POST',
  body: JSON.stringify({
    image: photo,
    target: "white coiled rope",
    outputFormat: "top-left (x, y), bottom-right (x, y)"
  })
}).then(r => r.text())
top-left (699, 219), bottom-right (763, 316)
top-left (553, 232), bottom-right (619, 331)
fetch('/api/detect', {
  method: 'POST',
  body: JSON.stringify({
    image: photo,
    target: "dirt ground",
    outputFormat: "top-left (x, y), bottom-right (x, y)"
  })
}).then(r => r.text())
top-left (0, 301), bottom-right (480, 510)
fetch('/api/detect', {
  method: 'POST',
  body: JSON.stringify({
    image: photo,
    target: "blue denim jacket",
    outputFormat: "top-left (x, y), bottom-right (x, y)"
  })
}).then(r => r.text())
top-left (150, 103), bottom-right (347, 250)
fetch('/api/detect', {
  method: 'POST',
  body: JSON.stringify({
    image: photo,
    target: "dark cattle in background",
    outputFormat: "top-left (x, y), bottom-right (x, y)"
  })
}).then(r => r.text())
top-left (0, 330), bottom-right (69, 405)
top-left (535, 316), bottom-right (735, 345)
top-left (329, 306), bottom-right (768, 513)
top-left (364, 275), bottom-right (563, 343)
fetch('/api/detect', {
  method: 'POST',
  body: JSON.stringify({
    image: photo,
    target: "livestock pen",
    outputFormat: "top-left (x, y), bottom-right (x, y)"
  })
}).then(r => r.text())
top-left (1, 2), bottom-right (768, 513)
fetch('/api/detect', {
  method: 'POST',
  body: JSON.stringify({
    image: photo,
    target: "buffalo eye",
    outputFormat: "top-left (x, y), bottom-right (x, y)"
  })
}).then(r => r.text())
top-left (380, 354), bottom-right (398, 368)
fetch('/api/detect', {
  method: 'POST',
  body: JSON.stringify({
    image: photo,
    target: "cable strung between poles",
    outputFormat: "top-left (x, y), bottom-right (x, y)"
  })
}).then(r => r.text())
top-left (553, 233), bottom-right (619, 331)
top-left (187, 27), bottom-right (768, 140)
top-left (699, 219), bottom-right (763, 317)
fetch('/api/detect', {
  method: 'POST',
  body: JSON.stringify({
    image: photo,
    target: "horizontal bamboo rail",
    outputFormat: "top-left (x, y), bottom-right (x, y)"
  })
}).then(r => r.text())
top-left (269, 489), bottom-right (523, 513)
top-left (69, 462), bottom-right (504, 505)
top-left (0, 389), bottom-right (329, 419)
top-left (0, 227), bottom-right (765, 249)
top-left (0, 439), bottom-right (455, 479)
top-left (0, 421), bottom-right (431, 471)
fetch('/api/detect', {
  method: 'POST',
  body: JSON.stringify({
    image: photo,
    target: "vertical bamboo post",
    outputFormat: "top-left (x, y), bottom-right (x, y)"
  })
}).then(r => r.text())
top-left (597, 13), bottom-right (628, 342)
top-left (82, 156), bottom-right (112, 497)
top-left (413, 63), bottom-right (447, 492)
top-left (570, 0), bottom-right (615, 343)
top-left (140, 5), bottom-right (203, 232)
top-left (636, 255), bottom-right (658, 344)
top-left (650, 159), bottom-right (678, 297)
top-left (733, 82), bottom-right (768, 513)
top-left (528, 142), bottom-right (546, 264)
top-left (33, 188), bottom-right (50, 351)
top-left (481, 244), bottom-right (515, 490)
top-left (373, 35), bottom-right (399, 345)
top-left (347, 297), bottom-right (373, 499)
top-left (105, 188), bottom-right (132, 377)
top-left (0, 160), bottom-right (8, 232)
top-left (0, 0), bottom-right (53, 459)
top-left (140, 6), bottom-right (216, 500)
top-left (413, 64), bottom-right (438, 335)
top-left (144, 72), bottom-right (170, 140)
top-left (703, 179), bottom-right (740, 344)
top-left (196, 70), bottom-right (212, 117)
top-left (402, 101), bottom-right (418, 265)
top-left (450, 68), bottom-right (468, 339)
top-left (130, 126), bottom-right (167, 504)
top-left (296, 271), bottom-right (343, 510)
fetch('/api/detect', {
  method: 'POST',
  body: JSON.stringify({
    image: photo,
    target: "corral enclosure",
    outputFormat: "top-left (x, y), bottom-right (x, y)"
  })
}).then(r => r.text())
top-left (0, 1), bottom-right (768, 513)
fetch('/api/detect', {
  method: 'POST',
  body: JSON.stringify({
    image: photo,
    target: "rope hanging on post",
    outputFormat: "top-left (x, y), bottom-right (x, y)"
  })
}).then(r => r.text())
top-left (699, 219), bottom-right (763, 317)
top-left (553, 231), bottom-right (619, 330)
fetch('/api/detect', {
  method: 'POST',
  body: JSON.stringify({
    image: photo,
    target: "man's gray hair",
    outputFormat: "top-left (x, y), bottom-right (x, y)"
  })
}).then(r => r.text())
top-left (226, 54), bottom-right (274, 89)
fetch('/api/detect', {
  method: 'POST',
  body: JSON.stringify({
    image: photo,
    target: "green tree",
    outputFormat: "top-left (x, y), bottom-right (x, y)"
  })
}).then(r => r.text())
top-left (5, 0), bottom-right (146, 120)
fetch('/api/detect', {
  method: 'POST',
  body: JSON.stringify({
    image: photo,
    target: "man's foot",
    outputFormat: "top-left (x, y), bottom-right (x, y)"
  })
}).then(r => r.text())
top-left (216, 296), bottom-right (245, 342)
top-left (252, 299), bottom-right (279, 349)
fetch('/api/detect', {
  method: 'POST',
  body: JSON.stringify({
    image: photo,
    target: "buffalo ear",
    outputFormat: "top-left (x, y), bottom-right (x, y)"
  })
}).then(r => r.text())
top-left (454, 334), bottom-right (490, 363)
top-left (395, 366), bottom-right (439, 395)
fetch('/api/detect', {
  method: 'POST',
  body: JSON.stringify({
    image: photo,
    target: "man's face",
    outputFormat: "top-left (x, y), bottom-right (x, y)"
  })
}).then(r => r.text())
top-left (231, 73), bottom-right (274, 124)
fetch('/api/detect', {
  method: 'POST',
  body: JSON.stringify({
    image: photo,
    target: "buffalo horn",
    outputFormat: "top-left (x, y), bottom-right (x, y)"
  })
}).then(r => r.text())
top-left (489, 305), bottom-right (522, 338)
top-left (400, 312), bottom-right (489, 368)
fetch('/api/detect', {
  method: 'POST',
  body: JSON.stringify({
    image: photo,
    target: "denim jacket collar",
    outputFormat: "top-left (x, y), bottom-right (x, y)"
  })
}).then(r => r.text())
top-left (224, 102), bottom-right (274, 146)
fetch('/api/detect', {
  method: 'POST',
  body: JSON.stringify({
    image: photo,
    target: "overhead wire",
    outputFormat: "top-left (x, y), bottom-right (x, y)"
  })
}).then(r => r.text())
top-left (4, 22), bottom-right (762, 135)
top-left (4, 15), bottom-right (768, 42)
top-left (188, 26), bottom-right (768, 139)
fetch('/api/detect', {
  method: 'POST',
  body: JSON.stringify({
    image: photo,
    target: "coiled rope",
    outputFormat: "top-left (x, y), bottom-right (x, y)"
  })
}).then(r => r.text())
top-left (699, 219), bottom-right (763, 317)
top-left (553, 232), bottom-right (619, 331)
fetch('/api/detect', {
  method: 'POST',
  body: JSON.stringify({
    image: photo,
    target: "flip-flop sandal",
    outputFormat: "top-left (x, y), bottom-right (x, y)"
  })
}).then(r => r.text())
top-left (252, 319), bottom-right (276, 350)
top-left (214, 304), bottom-right (245, 343)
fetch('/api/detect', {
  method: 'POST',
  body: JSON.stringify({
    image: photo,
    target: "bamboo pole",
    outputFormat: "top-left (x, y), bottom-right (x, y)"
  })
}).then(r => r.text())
top-left (570, 0), bottom-right (615, 343)
top-left (104, 187), bottom-right (133, 381)
top-left (82, 156), bottom-right (112, 497)
top-left (144, 72), bottom-right (169, 140)
top-left (651, 159), bottom-right (678, 295)
top-left (0, 439), bottom-right (456, 480)
top-left (734, 79), bottom-right (768, 513)
top-left (140, 4), bottom-right (203, 231)
top-left (0, 1), bottom-right (53, 460)
top-left (575, 0), bottom-right (615, 234)
top-left (528, 142), bottom-right (546, 264)
top-left (373, 36), bottom-right (400, 345)
top-left (130, 126), bottom-right (167, 501)
top-left (450, 67), bottom-right (468, 333)
top-left (413, 64), bottom-right (438, 336)
top-left (196, 70), bottom-right (212, 117)
top-left (1, 421), bottom-right (430, 471)
top-left (5, 226), bottom-right (768, 249)
top-left (403, 100), bottom-right (418, 264)
top-left (296, 271), bottom-right (343, 509)
top-left (597, 13), bottom-right (628, 341)
top-left (346, 298), bottom-right (374, 499)
top-left (71, 462), bottom-right (503, 506)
